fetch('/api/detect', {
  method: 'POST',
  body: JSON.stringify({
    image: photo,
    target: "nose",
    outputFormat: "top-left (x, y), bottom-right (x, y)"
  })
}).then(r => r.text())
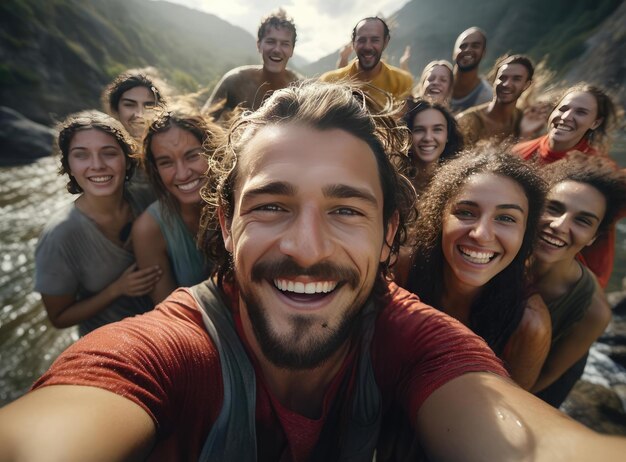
top-left (560, 108), bottom-right (574, 121)
top-left (468, 216), bottom-right (494, 243)
top-left (91, 153), bottom-right (105, 169)
top-left (549, 213), bottom-right (568, 231)
top-left (174, 159), bottom-right (191, 181)
top-left (279, 205), bottom-right (334, 267)
top-left (423, 129), bottom-right (434, 141)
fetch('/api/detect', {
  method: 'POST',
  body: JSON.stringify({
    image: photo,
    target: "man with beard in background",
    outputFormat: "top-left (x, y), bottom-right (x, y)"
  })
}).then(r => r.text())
top-left (201, 8), bottom-right (301, 121)
top-left (450, 27), bottom-right (493, 114)
top-left (320, 17), bottom-right (413, 109)
top-left (457, 54), bottom-right (534, 146)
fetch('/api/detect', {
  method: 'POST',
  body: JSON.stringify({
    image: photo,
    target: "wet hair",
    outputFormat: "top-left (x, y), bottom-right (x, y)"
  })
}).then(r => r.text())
top-left (403, 97), bottom-right (464, 169)
top-left (351, 17), bottom-right (390, 42)
top-left (407, 147), bottom-right (547, 355)
top-left (200, 80), bottom-right (417, 291)
top-left (57, 110), bottom-right (137, 194)
top-left (552, 83), bottom-right (619, 152)
top-left (417, 60), bottom-right (454, 99)
top-left (257, 8), bottom-right (297, 45)
top-left (542, 153), bottom-right (626, 234)
top-left (101, 67), bottom-right (168, 114)
top-left (494, 54), bottom-right (534, 81)
top-left (141, 110), bottom-right (224, 215)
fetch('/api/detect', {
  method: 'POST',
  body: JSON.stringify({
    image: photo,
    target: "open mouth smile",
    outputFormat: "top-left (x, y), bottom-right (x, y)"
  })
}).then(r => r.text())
top-left (176, 178), bottom-right (202, 192)
top-left (458, 245), bottom-right (497, 264)
top-left (88, 175), bottom-right (113, 183)
top-left (540, 233), bottom-right (566, 248)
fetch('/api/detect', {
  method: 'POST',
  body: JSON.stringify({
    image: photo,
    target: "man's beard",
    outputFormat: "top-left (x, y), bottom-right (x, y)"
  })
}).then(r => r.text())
top-left (456, 60), bottom-right (480, 72)
top-left (358, 53), bottom-right (382, 72)
top-left (240, 258), bottom-right (365, 370)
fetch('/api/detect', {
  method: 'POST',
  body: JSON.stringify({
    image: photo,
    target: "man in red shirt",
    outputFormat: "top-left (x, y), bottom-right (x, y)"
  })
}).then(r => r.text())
top-left (0, 81), bottom-right (624, 461)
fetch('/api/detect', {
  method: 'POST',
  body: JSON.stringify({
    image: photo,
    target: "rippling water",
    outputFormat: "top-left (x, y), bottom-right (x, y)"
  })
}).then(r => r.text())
top-left (1, 148), bottom-right (625, 430)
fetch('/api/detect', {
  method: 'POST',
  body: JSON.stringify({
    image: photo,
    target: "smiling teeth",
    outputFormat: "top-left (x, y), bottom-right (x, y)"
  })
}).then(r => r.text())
top-left (177, 178), bottom-right (201, 191)
top-left (541, 234), bottom-right (566, 247)
top-left (459, 246), bottom-right (495, 264)
top-left (274, 279), bottom-right (337, 294)
top-left (89, 176), bottom-right (112, 183)
top-left (419, 146), bottom-right (437, 152)
top-left (555, 124), bottom-right (573, 132)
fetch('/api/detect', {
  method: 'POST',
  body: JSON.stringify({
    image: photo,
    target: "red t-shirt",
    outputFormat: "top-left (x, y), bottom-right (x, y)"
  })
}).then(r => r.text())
top-left (33, 282), bottom-right (506, 461)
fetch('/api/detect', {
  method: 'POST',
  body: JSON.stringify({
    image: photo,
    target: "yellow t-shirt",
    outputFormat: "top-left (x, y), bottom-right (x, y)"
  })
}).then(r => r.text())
top-left (319, 61), bottom-right (413, 110)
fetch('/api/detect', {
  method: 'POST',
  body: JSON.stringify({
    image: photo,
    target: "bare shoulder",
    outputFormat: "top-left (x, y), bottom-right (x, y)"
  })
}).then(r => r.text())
top-left (585, 274), bottom-right (611, 329)
top-left (520, 293), bottom-right (552, 337)
top-left (132, 209), bottom-right (162, 241)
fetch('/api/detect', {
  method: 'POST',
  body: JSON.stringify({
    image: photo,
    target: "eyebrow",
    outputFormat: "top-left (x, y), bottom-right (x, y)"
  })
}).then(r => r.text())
top-left (69, 145), bottom-right (119, 152)
top-left (456, 200), bottom-right (525, 213)
top-left (240, 181), bottom-right (378, 207)
top-left (323, 184), bottom-right (379, 207)
top-left (548, 200), bottom-right (600, 221)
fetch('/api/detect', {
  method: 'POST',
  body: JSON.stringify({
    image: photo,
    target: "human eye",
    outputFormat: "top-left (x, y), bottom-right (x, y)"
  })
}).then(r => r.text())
top-left (575, 216), bottom-right (593, 226)
top-left (156, 158), bottom-right (173, 168)
top-left (122, 101), bottom-right (136, 108)
top-left (71, 150), bottom-right (89, 159)
top-left (452, 207), bottom-right (474, 219)
top-left (253, 203), bottom-right (285, 213)
top-left (496, 214), bottom-right (517, 224)
top-left (102, 148), bottom-right (121, 157)
top-left (412, 126), bottom-right (425, 134)
top-left (331, 207), bottom-right (363, 217)
top-left (433, 126), bottom-right (445, 133)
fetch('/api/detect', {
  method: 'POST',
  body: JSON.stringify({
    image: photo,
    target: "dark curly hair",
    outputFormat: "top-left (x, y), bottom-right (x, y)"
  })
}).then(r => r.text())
top-left (140, 110), bottom-right (224, 216)
top-left (407, 147), bottom-right (547, 355)
top-left (542, 152), bottom-right (626, 235)
top-left (57, 110), bottom-right (137, 194)
top-left (199, 80), bottom-right (417, 294)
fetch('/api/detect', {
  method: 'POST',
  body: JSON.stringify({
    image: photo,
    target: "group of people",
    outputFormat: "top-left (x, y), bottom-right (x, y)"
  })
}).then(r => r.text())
top-left (0, 8), bottom-right (625, 461)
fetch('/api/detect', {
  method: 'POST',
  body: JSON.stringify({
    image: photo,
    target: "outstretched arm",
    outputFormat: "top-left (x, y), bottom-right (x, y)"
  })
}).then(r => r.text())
top-left (417, 372), bottom-right (626, 461)
top-left (0, 385), bottom-right (156, 461)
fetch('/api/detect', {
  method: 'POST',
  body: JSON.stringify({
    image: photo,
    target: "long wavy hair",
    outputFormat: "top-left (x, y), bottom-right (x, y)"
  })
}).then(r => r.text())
top-left (407, 147), bottom-right (546, 354)
top-left (199, 80), bottom-right (417, 295)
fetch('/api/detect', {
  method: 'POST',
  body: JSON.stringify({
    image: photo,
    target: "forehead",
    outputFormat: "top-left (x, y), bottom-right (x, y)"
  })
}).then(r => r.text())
top-left (548, 181), bottom-right (606, 217)
top-left (70, 128), bottom-right (119, 147)
top-left (151, 125), bottom-right (201, 152)
top-left (454, 173), bottom-right (528, 210)
top-left (497, 63), bottom-right (529, 79)
top-left (413, 108), bottom-right (446, 126)
top-left (260, 25), bottom-right (294, 44)
top-left (557, 91), bottom-right (597, 111)
top-left (121, 85), bottom-right (155, 102)
top-left (456, 30), bottom-right (485, 47)
top-left (236, 124), bottom-right (382, 201)
top-left (354, 19), bottom-right (385, 39)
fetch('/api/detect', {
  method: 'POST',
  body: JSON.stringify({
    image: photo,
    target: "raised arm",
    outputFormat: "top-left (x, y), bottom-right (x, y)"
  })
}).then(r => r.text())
top-left (132, 210), bottom-right (177, 304)
top-left (0, 385), bottom-right (155, 461)
top-left (417, 372), bottom-right (626, 461)
top-left (531, 281), bottom-right (611, 393)
top-left (502, 293), bottom-right (552, 390)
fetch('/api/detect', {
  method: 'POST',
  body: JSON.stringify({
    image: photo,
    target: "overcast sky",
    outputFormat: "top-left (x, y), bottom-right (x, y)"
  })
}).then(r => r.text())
top-left (160, 0), bottom-right (410, 62)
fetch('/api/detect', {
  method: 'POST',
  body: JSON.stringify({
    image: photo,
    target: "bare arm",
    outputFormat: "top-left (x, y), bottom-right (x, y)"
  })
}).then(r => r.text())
top-left (132, 211), bottom-right (177, 304)
top-left (399, 45), bottom-right (411, 72)
top-left (417, 372), bottom-right (626, 461)
top-left (42, 262), bottom-right (161, 328)
top-left (503, 294), bottom-right (552, 390)
top-left (201, 73), bottom-right (231, 114)
top-left (532, 283), bottom-right (611, 393)
top-left (0, 385), bottom-right (155, 461)
top-left (336, 43), bottom-right (353, 69)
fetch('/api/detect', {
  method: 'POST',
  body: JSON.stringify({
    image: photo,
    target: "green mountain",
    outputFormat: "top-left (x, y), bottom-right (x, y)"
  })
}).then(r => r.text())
top-left (0, 0), bottom-right (259, 124)
top-left (305, 0), bottom-right (624, 103)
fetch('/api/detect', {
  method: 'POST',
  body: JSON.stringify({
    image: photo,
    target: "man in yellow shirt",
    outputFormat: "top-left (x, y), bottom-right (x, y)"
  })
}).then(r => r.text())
top-left (319, 17), bottom-right (412, 109)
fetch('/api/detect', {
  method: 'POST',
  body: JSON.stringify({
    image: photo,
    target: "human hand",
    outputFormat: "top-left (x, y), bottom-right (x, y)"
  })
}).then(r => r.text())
top-left (115, 263), bottom-right (162, 297)
top-left (520, 101), bottom-right (551, 138)
top-left (400, 45), bottom-right (411, 71)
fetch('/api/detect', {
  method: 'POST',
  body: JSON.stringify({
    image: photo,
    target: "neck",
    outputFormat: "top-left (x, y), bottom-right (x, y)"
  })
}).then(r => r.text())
top-left (356, 61), bottom-right (383, 81)
top-left (548, 135), bottom-right (583, 153)
top-left (239, 298), bottom-right (351, 418)
top-left (440, 266), bottom-right (481, 326)
top-left (530, 256), bottom-right (581, 300)
top-left (452, 67), bottom-right (480, 98)
top-left (179, 201), bottom-right (202, 235)
top-left (486, 99), bottom-right (517, 120)
top-left (77, 190), bottom-right (126, 215)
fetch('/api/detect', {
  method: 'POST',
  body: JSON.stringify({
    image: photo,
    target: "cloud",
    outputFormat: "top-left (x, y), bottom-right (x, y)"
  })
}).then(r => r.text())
top-left (161, 0), bottom-right (408, 61)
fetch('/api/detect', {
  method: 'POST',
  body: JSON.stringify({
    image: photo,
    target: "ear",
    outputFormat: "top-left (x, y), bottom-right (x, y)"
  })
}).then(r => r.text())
top-left (382, 36), bottom-right (390, 52)
top-left (590, 117), bottom-right (603, 131)
top-left (256, 40), bottom-right (261, 54)
top-left (218, 206), bottom-right (233, 253)
top-left (380, 211), bottom-right (400, 263)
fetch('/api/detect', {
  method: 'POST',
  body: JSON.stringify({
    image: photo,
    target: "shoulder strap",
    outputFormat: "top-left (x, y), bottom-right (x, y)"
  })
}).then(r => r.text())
top-left (190, 280), bottom-right (257, 462)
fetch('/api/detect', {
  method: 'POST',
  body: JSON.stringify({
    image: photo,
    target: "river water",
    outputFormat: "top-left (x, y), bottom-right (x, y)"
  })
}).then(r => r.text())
top-left (0, 145), bottom-right (625, 432)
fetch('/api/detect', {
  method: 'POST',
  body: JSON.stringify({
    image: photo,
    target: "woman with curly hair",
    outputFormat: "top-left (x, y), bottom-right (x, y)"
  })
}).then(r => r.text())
top-left (35, 110), bottom-right (160, 335)
top-left (132, 111), bottom-right (223, 303)
top-left (514, 84), bottom-right (622, 288)
top-left (402, 148), bottom-right (551, 389)
top-left (529, 153), bottom-right (626, 407)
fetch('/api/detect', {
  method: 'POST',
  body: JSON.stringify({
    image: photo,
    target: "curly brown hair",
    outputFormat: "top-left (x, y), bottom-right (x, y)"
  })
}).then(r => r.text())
top-left (199, 80), bottom-right (417, 292)
top-left (57, 110), bottom-right (137, 194)
top-left (407, 146), bottom-right (547, 354)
